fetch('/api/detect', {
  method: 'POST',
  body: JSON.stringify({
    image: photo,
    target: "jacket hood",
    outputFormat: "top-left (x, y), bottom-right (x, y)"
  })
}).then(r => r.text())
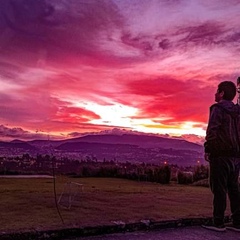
top-left (217, 100), bottom-right (240, 117)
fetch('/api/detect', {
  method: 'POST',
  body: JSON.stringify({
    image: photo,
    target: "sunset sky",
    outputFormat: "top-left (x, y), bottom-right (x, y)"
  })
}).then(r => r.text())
top-left (0, 0), bottom-right (240, 142)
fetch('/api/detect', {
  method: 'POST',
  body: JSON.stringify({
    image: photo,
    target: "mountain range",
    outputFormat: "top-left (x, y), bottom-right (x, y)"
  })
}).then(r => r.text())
top-left (0, 132), bottom-right (204, 166)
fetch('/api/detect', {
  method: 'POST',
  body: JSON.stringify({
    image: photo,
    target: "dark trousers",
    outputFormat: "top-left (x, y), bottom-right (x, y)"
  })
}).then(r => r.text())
top-left (210, 157), bottom-right (240, 225)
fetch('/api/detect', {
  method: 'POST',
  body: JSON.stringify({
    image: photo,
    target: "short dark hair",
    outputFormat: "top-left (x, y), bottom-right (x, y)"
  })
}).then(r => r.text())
top-left (218, 81), bottom-right (236, 101)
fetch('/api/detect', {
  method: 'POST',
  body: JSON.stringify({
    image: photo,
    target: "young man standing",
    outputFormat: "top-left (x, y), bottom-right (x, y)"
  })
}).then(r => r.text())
top-left (203, 81), bottom-right (240, 232)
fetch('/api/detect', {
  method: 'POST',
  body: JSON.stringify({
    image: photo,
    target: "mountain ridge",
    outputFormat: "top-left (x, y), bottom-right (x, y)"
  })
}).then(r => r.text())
top-left (0, 132), bottom-right (204, 166)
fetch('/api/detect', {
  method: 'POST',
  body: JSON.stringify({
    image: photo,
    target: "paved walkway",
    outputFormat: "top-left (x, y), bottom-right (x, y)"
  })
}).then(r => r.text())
top-left (67, 226), bottom-right (240, 240)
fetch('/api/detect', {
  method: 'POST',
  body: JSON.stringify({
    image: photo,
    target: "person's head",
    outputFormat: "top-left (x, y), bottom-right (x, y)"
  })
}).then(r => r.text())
top-left (215, 81), bottom-right (236, 102)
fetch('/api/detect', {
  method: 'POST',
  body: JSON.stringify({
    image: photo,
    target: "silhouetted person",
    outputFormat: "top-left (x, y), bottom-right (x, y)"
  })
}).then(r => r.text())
top-left (202, 81), bottom-right (240, 232)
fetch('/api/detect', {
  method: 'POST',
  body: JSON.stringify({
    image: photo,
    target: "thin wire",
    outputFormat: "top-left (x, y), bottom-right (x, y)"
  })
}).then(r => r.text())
top-left (52, 156), bottom-right (64, 225)
top-left (47, 131), bottom-right (64, 225)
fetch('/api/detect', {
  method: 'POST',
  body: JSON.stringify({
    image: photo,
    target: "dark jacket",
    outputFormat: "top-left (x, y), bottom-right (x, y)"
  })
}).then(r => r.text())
top-left (204, 100), bottom-right (240, 157)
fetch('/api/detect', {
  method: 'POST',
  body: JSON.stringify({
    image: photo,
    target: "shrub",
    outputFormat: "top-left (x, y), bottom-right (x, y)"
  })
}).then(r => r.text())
top-left (192, 178), bottom-right (209, 187)
top-left (193, 165), bottom-right (209, 182)
top-left (145, 167), bottom-right (155, 182)
top-left (154, 165), bottom-right (171, 184)
top-left (80, 165), bottom-right (99, 177)
top-left (97, 165), bottom-right (119, 178)
top-left (177, 170), bottom-right (193, 184)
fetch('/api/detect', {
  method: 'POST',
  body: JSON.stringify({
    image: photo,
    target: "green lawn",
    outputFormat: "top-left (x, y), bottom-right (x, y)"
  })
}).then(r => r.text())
top-left (0, 176), bottom-right (231, 233)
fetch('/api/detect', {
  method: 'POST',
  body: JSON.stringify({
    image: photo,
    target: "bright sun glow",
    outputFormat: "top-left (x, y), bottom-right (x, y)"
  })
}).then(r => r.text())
top-left (75, 101), bottom-right (206, 136)
top-left (134, 120), bottom-right (206, 136)
top-left (78, 102), bottom-right (138, 128)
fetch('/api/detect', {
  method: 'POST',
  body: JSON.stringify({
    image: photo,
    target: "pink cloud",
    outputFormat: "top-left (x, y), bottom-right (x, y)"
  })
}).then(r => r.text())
top-left (52, 105), bottom-right (101, 123)
top-left (115, 75), bottom-right (216, 123)
top-left (1, 0), bottom-right (240, 140)
top-left (0, 124), bottom-right (54, 141)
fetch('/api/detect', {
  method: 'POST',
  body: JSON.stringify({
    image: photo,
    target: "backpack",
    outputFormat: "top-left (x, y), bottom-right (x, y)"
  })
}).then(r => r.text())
top-left (213, 103), bottom-right (240, 154)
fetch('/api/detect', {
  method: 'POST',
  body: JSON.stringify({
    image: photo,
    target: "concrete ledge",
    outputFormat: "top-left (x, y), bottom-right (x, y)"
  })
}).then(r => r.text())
top-left (0, 216), bottom-right (231, 240)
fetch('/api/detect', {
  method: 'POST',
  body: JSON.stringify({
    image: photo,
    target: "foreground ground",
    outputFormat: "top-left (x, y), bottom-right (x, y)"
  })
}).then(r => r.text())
top-left (0, 176), bottom-right (231, 233)
top-left (68, 226), bottom-right (240, 240)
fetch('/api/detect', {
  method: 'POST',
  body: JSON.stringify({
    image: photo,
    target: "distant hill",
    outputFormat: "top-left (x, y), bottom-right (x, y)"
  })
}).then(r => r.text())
top-left (27, 133), bottom-right (203, 152)
top-left (0, 141), bottom-right (37, 150)
top-left (0, 133), bottom-right (204, 166)
top-left (28, 139), bottom-right (63, 148)
top-left (54, 134), bottom-right (203, 166)
top-left (64, 134), bottom-right (202, 151)
top-left (10, 139), bottom-right (26, 143)
top-left (56, 142), bottom-right (138, 154)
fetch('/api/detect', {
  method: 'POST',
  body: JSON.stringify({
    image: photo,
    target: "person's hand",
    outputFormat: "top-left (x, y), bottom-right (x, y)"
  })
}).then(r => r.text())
top-left (204, 153), bottom-right (210, 162)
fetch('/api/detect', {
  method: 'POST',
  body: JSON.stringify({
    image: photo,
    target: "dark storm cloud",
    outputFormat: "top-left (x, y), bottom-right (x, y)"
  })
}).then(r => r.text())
top-left (0, 124), bottom-right (50, 140)
top-left (179, 22), bottom-right (225, 46)
top-left (0, 0), bottom-right (124, 68)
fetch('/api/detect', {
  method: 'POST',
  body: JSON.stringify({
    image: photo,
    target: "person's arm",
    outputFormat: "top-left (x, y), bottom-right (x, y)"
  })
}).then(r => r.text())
top-left (204, 105), bottom-right (223, 159)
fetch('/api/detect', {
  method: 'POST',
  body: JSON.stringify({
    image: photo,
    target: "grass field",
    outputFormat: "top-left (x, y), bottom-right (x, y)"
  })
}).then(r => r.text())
top-left (0, 176), bottom-right (231, 233)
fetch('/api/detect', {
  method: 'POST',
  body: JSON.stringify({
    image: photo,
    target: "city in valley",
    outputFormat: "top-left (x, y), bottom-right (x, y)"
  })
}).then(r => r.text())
top-left (0, 133), bottom-right (205, 182)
